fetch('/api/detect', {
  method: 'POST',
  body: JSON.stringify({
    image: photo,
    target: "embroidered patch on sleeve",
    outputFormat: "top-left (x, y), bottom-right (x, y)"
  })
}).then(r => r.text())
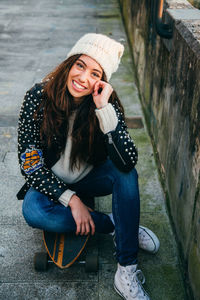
top-left (21, 145), bottom-right (43, 175)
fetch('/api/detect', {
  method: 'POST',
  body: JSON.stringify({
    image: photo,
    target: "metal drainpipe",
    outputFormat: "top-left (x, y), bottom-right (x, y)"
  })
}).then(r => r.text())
top-left (155, 0), bottom-right (173, 39)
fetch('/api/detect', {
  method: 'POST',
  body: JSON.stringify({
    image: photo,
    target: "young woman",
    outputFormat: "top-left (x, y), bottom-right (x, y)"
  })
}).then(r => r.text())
top-left (17, 33), bottom-right (159, 300)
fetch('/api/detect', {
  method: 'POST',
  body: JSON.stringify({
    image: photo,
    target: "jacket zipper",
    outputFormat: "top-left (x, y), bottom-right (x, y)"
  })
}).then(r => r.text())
top-left (107, 133), bottom-right (126, 165)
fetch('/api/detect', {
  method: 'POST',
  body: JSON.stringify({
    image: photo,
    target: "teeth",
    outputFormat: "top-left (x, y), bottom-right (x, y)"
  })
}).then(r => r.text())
top-left (73, 80), bottom-right (85, 90)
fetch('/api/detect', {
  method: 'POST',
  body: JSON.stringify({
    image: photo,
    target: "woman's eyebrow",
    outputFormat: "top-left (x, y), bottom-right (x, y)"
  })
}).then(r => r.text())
top-left (78, 59), bottom-right (102, 74)
top-left (93, 68), bottom-right (102, 74)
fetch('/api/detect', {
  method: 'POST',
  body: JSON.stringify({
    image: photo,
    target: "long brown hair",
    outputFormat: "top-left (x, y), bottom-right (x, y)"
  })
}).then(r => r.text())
top-left (35, 54), bottom-right (124, 170)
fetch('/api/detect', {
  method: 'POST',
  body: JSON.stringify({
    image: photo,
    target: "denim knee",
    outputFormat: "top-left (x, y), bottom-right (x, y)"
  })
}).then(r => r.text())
top-left (22, 187), bottom-right (52, 229)
top-left (110, 160), bottom-right (138, 186)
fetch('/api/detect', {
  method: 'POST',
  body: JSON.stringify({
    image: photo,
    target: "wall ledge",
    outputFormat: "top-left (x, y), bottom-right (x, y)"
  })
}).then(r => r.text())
top-left (161, 2), bottom-right (200, 57)
top-left (166, 0), bottom-right (193, 9)
top-left (168, 7), bottom-right (200, 19)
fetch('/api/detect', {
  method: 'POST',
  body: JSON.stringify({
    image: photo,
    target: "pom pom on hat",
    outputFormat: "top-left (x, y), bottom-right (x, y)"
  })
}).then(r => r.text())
top-left (66, 33), bottom-right (124, 81)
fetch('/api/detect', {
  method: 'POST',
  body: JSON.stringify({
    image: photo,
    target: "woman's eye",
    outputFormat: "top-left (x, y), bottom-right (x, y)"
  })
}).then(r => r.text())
top-left (77, 63), bottom-right (83, 69)
top-left (92, 72), bottom-right (100, 78)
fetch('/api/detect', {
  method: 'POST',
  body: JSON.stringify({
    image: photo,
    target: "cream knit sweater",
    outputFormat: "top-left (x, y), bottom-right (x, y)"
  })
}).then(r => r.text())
top-left (51, 103), bottom-right (118, 207)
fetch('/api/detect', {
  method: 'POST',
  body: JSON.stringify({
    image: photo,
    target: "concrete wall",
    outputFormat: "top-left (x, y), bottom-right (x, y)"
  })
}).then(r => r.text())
top-left (119, 0), bottom-right (200, 298)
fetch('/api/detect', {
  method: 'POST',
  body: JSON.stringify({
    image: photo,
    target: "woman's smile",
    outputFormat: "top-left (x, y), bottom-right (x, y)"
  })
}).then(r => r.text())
top-left (72, 80), bottom-right (87, 91)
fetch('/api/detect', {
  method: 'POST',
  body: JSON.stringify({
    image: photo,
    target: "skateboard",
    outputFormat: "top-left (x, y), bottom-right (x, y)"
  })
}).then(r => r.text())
top-left (34, 231), bottom-right (98, 272)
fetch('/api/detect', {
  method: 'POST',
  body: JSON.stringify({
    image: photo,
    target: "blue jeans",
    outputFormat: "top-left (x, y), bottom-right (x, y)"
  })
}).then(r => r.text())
top-left (22, 159), bottom-right (140, 266)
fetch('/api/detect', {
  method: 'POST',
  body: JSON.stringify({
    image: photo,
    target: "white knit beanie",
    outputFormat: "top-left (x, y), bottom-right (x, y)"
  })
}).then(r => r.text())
top-left (66, 33), bottom-right (124, 81)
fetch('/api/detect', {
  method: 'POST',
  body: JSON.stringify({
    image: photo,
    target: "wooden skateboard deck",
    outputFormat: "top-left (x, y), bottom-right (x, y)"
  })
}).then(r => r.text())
top-left (43, 231), bottom-right (89, 269)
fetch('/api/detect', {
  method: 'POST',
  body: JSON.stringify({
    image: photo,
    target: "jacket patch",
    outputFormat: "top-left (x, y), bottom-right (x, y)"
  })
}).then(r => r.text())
top-left (21, 146), bottom-right (43, 175)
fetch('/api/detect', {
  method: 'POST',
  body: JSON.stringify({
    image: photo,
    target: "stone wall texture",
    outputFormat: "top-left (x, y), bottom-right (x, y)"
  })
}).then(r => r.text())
top-left (119, 0), bottom-right (200, 298)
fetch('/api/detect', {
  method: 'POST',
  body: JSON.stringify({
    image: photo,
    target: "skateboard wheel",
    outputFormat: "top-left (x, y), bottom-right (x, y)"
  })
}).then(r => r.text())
top-left (34, 252), bottom-right (48, 271)
top-left (85, 253), bottom-right (98, 272)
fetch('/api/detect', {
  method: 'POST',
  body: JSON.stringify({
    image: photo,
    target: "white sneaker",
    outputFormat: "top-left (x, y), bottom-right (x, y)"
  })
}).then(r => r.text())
top-left (138, 226), bottom-right (160, 254)
top-left (108, 214), bottom-right (160, 253)
top-left (114, 263), bottom-right (150, 299)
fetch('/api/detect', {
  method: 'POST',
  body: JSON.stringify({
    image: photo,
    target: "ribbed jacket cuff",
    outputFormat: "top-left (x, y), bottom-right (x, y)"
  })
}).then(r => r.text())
top-left (58, 189), bottom-right (76, 207)
top-left (95, 103), bottom-right (118, 134)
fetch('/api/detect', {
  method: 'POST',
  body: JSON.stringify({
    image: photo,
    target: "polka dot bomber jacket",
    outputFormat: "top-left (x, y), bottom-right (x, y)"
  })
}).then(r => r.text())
top-left (17, 82), bottom-right (138, 202)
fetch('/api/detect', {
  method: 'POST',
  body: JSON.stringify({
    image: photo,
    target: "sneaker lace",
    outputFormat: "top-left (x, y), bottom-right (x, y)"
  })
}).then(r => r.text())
top-left (126, 269), bottom-right (146, 297)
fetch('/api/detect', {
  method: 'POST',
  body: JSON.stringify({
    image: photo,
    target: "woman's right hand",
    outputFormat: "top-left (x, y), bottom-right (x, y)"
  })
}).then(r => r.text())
top-left (68, 194), bottom-right (95, 236)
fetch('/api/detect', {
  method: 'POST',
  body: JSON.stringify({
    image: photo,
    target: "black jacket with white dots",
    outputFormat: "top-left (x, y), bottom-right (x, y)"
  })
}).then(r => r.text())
top-left (17, 83), bottom-right (138, 202)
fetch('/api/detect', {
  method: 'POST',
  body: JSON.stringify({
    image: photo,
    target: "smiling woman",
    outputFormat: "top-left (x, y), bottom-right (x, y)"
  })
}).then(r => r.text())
top-left (17, 33), bottom-right (160, 300)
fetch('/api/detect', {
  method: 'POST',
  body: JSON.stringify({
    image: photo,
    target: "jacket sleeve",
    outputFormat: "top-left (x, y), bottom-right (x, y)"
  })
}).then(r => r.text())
top-left (105, 101), bottom-right (138, 172)
top-left (17, 83), bottom-right (69, 202)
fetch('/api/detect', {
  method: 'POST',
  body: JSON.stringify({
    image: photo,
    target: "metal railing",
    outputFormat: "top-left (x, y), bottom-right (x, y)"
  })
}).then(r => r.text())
top-left (155, 0), bottom-right (173, 39)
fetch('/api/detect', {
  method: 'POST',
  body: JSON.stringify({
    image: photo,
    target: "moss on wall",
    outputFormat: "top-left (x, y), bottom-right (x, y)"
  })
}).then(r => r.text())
top-left (188, 0), bottom-right (200, 9)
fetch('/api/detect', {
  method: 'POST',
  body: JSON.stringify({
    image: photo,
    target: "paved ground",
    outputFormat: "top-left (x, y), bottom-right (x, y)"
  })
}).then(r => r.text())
top-left (0, 0), bottom-right (187, 299)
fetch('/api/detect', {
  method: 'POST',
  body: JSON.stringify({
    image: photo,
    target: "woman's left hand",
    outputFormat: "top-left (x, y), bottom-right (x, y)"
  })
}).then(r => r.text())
top-left (92, 81), bottom-right (113, 109)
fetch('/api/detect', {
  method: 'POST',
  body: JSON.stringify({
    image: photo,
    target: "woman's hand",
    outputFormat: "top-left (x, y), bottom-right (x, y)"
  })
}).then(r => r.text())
top-left (92, 81), bottom-right (113, 109)
top-left (68, 194), bottom-right (95, 236)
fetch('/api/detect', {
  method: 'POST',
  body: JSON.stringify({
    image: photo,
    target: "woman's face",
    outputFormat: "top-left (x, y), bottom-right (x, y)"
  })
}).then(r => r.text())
top-left (67, 54), bottom-right (103, 102)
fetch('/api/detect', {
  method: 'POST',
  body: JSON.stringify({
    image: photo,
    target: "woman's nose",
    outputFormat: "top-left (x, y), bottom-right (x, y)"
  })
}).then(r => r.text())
top-left (79, 70), bottom-right (88, 82)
